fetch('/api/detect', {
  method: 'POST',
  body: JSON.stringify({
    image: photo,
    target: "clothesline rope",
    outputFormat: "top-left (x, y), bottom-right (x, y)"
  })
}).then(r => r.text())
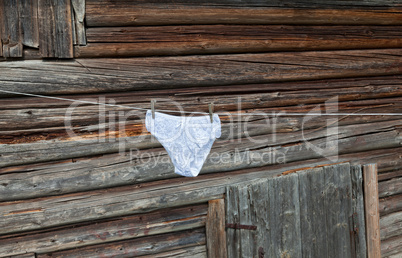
top-left (1, 89), bottom-right (402, 116)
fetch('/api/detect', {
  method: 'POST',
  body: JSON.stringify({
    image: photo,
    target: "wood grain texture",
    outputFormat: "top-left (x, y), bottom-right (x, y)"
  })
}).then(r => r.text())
top-left (86, 3), bottom-right (402, 27)
top-left (1, 49), bottom-right (402, 96)
top-left (381, 235), bottom-right (402, 257)
top-left (0, 204), bottom-right (207, 256)
top-left (37, 228), bottom-right (206, 258)
top-left (206, 199), bottom-right (227, 258)
top-left (138, 245), bottom-right (207, 258)
top-left (364, 164), bottom-right (381, 258)
top-left (38, 0), bottom-right (73, 58)
top-left (351, 165), bottom-right (368, 258)
top-left (379, 177), bottom-right (402, 198)
top-left (380, 211), bottom-right (402, 241)
top-left (0, 0), bottom-right (23, 57)
top-left (298, 167), bottom-right (329, 257)
top-left (71, 0), bottom-right (86, 46)
top-left (0, 119), bottom-right (400, 202)
top-left (380, 194), bottom-right (402, 216)
top-left (78, 25), bottom-right (402, 57)
top-left (19, 0), bottom-right (39, 48)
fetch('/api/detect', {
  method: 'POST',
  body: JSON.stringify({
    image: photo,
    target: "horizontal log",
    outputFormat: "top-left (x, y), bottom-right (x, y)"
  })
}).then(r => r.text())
top-left (379, 176), bottom-right (402, 198)
top-left (0, 163), bottom-right (346, 234)
top-left (0, 49), bottom-right (401, 96)
top-left (381, 235), bottom-right (402, 257)
top-left (138, 245), bottom-right (207, 258)
top-left (380, 194), bottom-right (402, 216)
top-left (0, 119), bottom-right (400, 201)
top-left (1, 77), bottom-right (401, 134)
top-left (0, 204), bottom-right (207, 256)
top-left (380, 211), bottom-right (402, 241)
top-left (77, 25), bottom-right (402, 57)
top-left (378, 170), bottom-right (402, 181)
top-left (86, 5), bottom-right (402, 26)
top-left (37, 228), bottom-right (206, 258)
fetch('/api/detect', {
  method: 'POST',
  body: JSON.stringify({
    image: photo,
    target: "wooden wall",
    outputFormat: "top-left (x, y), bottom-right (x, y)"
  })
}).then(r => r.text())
top-left (0, 0), bottom-right (401, 256)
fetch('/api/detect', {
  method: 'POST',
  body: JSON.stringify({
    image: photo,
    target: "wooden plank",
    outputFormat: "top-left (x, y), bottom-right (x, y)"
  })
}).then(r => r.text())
top-left (138, 245), bottom-right (207, 258)
top-left (298, 167), bottom-right (328, 257)
top-left (0, 204), bottom-right (207, 256)
top-left (380, 211), bottom-right (402, 241)
top-left (78, 25), bottom-right (402, 57)
top-left (19, 0), bottom-right (39, 48)
top-left (36, 228), bottom-right (206, 258)
top-left (270, 173), bottom-right (302, 258)
top-left (351, 165), bottom-right (368, 258)
top-left (324, 163), bottom-right (353, 258)
top-left (381, 235), bottom-right (402, 257)
top-left (363, 164), bottom-right (381, 258)
top-left (225, 185), bottom-right (241, 258)
top-left (0, 49), bottom-right (401, 95)
top-left (380, 194), bottom-right (402, 216)
top-left (71, 0), bottom-right (86, 45)
top-left (38, 0), bottom-right (56, 57)
top-left (1, 0), bottom-right (22, 57)
top-left (8, 253), bottom-right (36, 258)
top-left (206, 199), bottom-right (227, 258)
top-left (85, 5), bottom-right (402, 26)
top-left (379, 176), bottom-right (402, 198)
top-left (55, 0), bottom-right (73, 58)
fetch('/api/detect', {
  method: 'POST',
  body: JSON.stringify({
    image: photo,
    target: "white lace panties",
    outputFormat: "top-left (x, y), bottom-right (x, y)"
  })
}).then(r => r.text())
top-left (145, 110), bottom-right (221, 177)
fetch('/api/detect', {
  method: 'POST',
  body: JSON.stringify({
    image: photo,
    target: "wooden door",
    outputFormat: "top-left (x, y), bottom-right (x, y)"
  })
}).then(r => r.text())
top-left (225, 163), bottom-right (367, 258)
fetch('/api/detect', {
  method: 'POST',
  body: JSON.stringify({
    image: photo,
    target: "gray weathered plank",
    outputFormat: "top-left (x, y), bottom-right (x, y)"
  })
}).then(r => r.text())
top-left (298, 167), bottom-right (328, 257)
top-left (38, 0), bottom-right (56, 57)
top-left (225, 185), bottom-right (241, 258)
top-left (71, 0), bottom-right (86, 45)
top-left (324, 163), bottom-right (353, 258)
top-left (55, 0), bottom-right (73, 58)
top-left (379, 176), bottom-right (402, 198)
top-left (351, 165), bottom-right (368, 258)
top-left (380, 194), bottom-right (402, 216)
top-left (0, 0), bottom-right (23, 57)
top-left (19, 0), bottom-right (39, 48)
top-left (381, 235), bottom-right (402, 257)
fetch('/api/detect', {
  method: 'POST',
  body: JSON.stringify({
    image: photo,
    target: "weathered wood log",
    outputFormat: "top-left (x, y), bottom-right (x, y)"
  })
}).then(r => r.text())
top-left (0, 162), bottom-right (348, 235)
top-left (206, 199), bottom-right (227, 258)
top-left (36, 228), bottom-right (206, 257)
top-left (0, 204), bottom-right (207, 256)
top-left (138, 245), bottom-right (207, 258)
top-left (0, 119), bottom-right (400, 201)
top-left (380, 211), bottom-right (402, 241)
top-left (379, 176), bottom-right (402, 198)
top-left (0, 49), bottom-right (401, 96)
top-left (77, 25), bottom-right (402, 57)
top-left (86, 3), bottom-right (402, 27)
top-left (378, 170), bottom-right (402, 181)
top-left (380, 194), bottom-right (402, 216)
top-left (0, 76), bottom-right (400, 135)
top-left (381, 235), bottom-right (402, 257)
top-left (364, 164), bottom-right (381, 258)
